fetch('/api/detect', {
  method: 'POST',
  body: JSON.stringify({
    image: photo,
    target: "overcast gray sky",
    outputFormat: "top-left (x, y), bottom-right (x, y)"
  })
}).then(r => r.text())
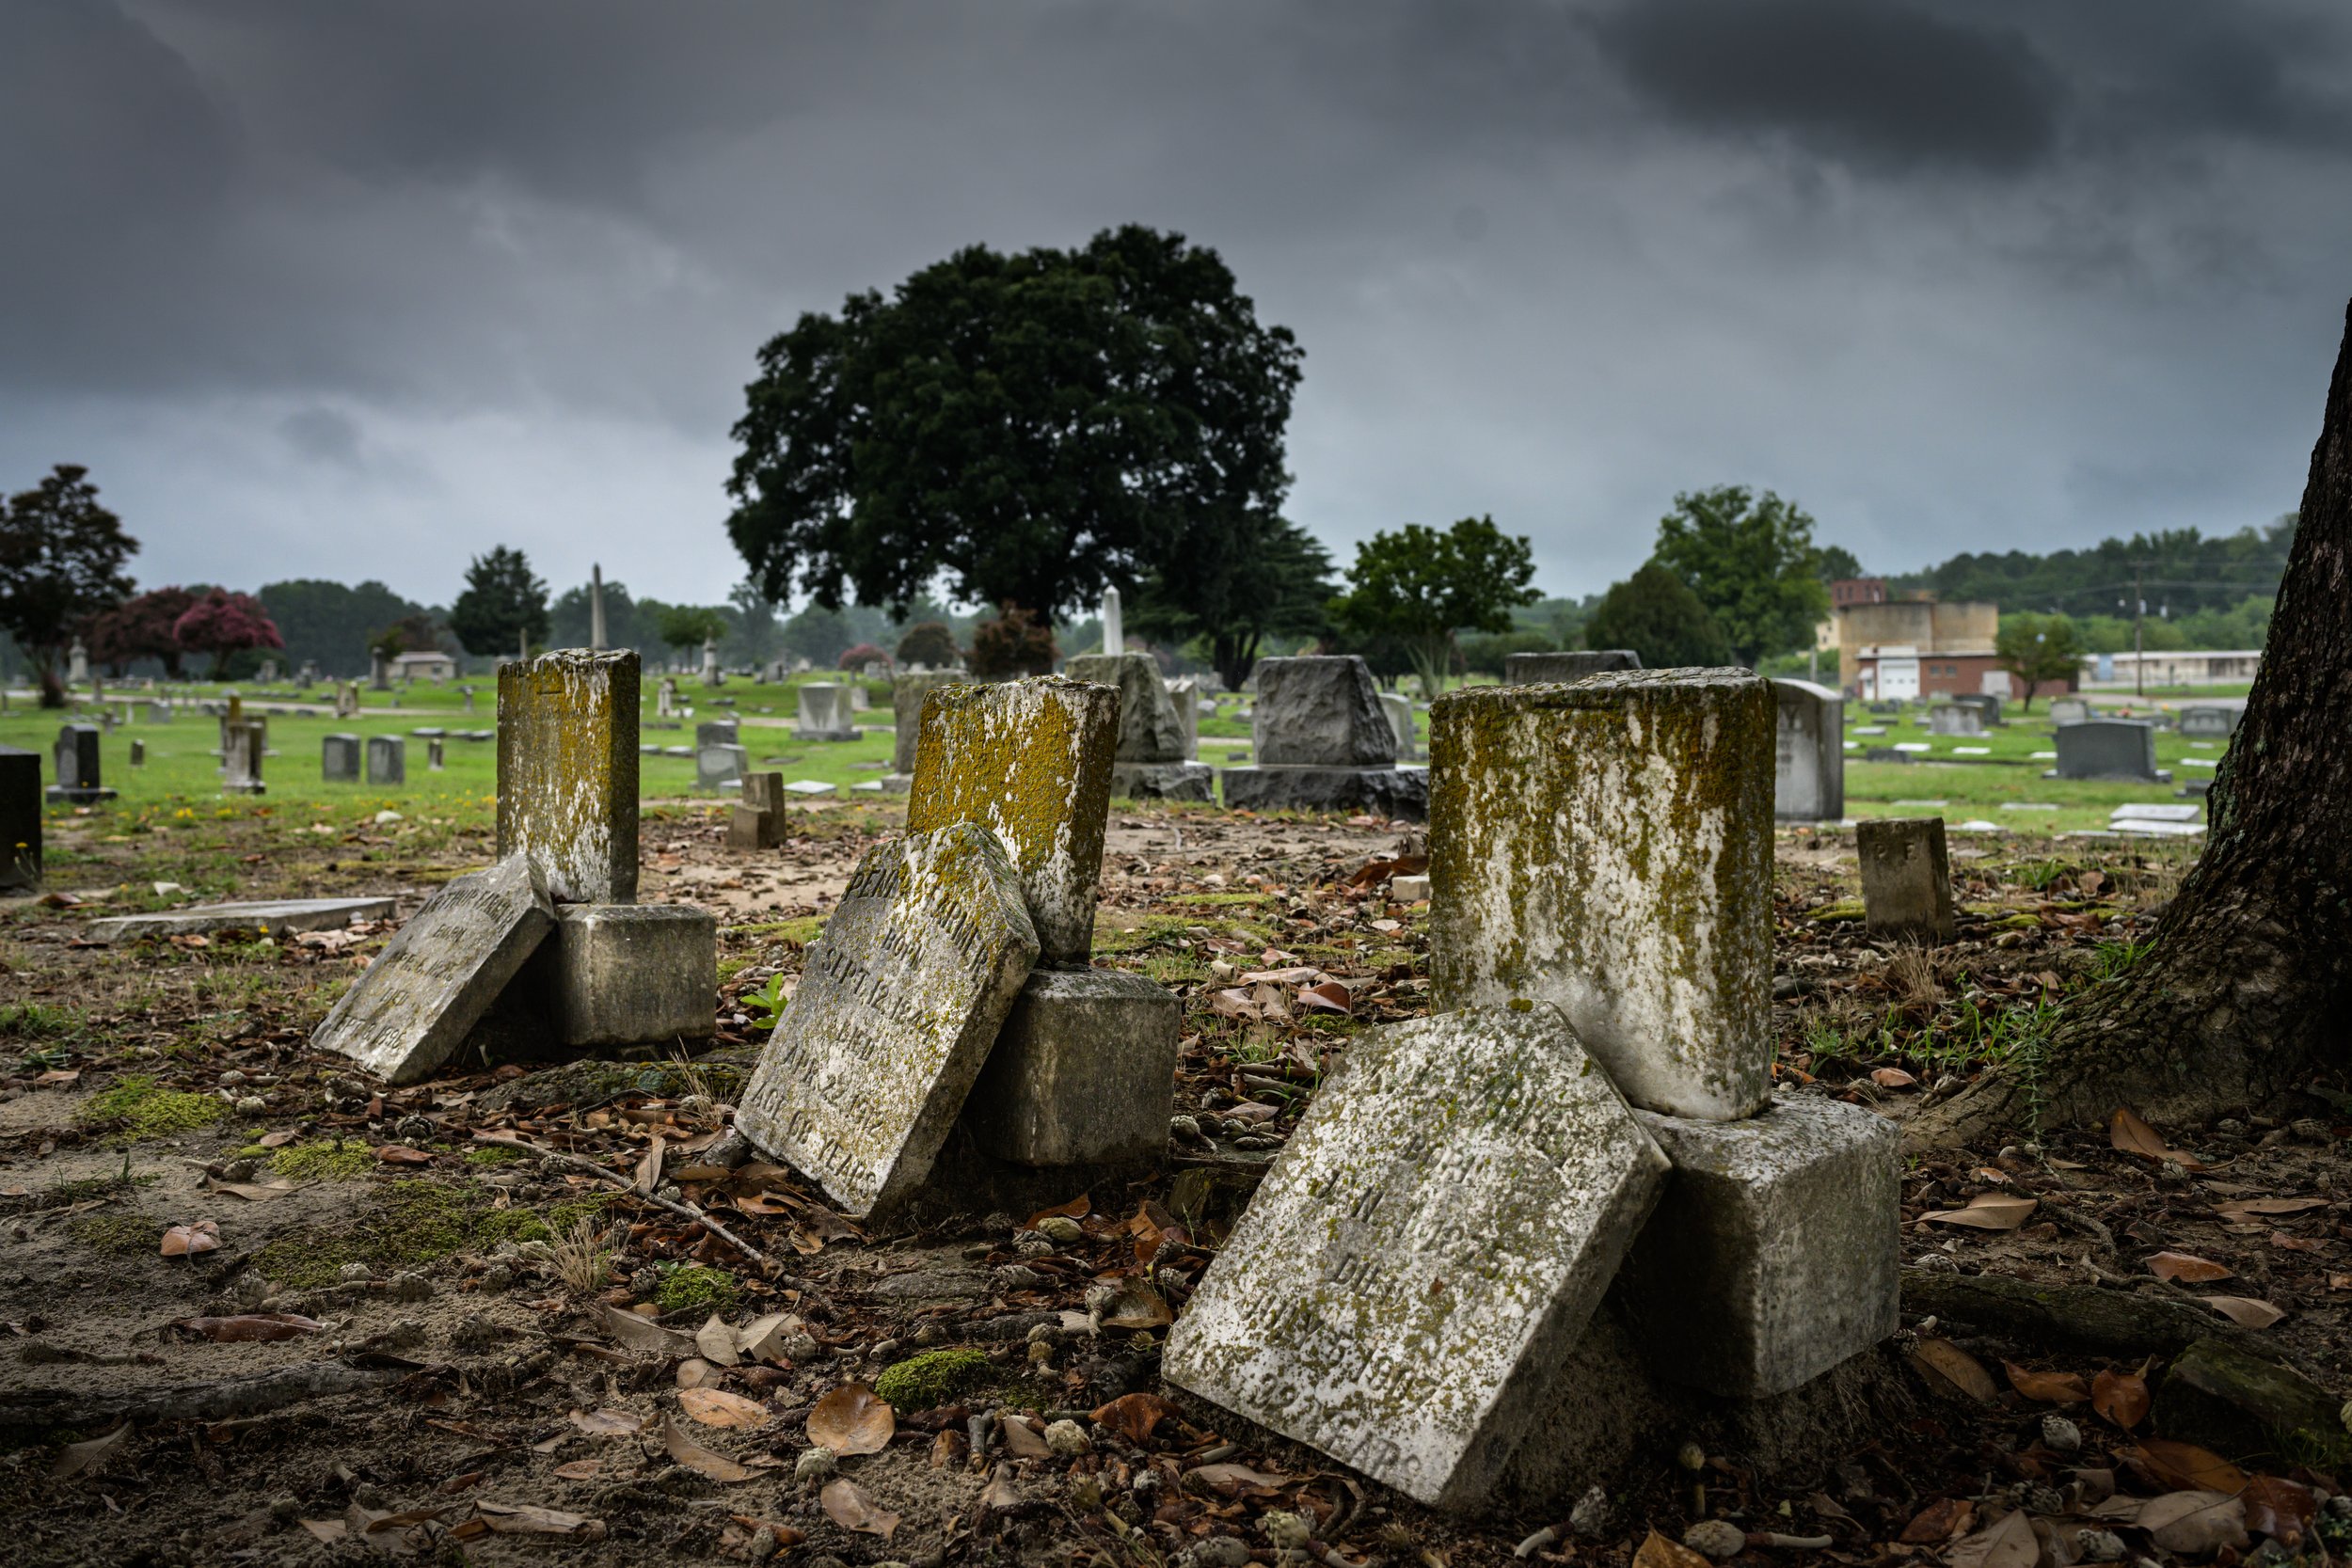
top-left (4, 0), bottom-right (2347, 610)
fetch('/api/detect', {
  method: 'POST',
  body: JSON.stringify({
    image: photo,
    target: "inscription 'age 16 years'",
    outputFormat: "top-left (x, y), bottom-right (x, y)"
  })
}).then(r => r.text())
top-left (1164, 1005), bottom-right (1669, 1512)
top-left (733, 823), bottom-right (1039, 1218)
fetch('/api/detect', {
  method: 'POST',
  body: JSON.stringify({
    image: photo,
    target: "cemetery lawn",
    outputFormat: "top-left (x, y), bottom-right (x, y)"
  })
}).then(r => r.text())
top-left (1, 799), bottom-right (2344, 1566)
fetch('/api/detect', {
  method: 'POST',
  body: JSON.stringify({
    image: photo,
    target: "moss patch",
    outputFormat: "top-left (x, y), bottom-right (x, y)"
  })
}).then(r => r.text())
top-left (874, 1348), bottom-right (993, 1411)
top-left (264, 1139), bottom-right (375, 1180)
top-left (462, 1145), bottom-right (525, 1167)
top-left (654, 1263), bottom-right (739, 1315)
top-left (76, 1075), bottom-right (224, 1140)
top-left (68, 1212), bottom-right (158, 1255)
top-left (253, 1179), bottom-right (554, 1288)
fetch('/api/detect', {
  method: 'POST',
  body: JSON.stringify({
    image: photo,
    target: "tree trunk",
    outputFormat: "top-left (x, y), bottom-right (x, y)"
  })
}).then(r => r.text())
top-left (1913, 301), bottom-right (2352, 1147)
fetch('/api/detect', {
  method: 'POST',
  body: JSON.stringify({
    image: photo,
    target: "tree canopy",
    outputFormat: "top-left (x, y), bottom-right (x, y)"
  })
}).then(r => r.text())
top-left (260, 578), bottom-right (436, 678)
top-left (1993, 612), bottom-right (2086, 710)
top-left (1329, 515), bottom-right (1537, 694)
top-left (0, 465), bottom-right (138, 688)
top-left (1650, 485), bottom-right (1830, 666)
top-left (895, 620), bottom-right (961, 668)
top-left (724, 225), bottom-right (1304, 626)
top-left (174, 590), bottom-right (284, 678)
top-left (449, 546), bottom-right (550, 659)
top-left (1898, 516), bottom-right (2295, 619)
top-left (1132, 515), bottom-right (1333, 691)
top-left (656, 605), bottom-right (729, 656)
top-left (84, 586), bottom-right (199, 677)
top-left (1582, 562), bottom-right (1734, 669)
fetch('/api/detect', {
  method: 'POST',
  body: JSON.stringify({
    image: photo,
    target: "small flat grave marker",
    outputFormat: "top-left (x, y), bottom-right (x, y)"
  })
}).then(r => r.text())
top-left (91, 896), bottom-right (395, 944)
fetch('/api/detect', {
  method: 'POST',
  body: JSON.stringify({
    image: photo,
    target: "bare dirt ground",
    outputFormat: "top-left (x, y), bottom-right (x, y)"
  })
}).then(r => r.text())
top-left (1, 803), bottom-right (2345, 1567)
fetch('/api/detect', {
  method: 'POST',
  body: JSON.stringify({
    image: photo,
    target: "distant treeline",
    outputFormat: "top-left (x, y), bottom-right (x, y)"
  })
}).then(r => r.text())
top-left (1890, 517), bottom-right (2296, 622)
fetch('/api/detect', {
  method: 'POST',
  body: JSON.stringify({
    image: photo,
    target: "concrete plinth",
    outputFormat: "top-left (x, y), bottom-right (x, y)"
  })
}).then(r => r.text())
top-left (524, 903), bottom-right (717, 1049)
top-left (959, 968), bottom-right (1180, 1168)
top-left (1108, 761), bottom-right (1216, 802)
top-left (1611, 1096), bottom-right (1899, 1398)
top-left (1221, 764), bottom-right (1428, 820)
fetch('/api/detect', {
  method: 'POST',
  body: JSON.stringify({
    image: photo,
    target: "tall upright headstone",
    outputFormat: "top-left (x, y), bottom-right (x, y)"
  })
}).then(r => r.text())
top-left (1772, 678), bottom-right (1844, 822)
top-left (366, 735), bottom-right (405, 785)
top-left (48, 724), bottom-right (115, 803)
top-left (1100, 585), bottom-right (1122, 657)
top-left (1428, 670), bottom-right (1774, 1120)
top-left (735, 824), bottom-right (1040, 1216)
top-left (1221, 656), bottom-right (1427, 819)
top-left (369, 650), bottom-right (391, 690)
top-left (589, 563), bottom-right (608, 652)
top-left (1168, 676), bottom-right (1201, 760)
top-left (0, 747), bottom-right (42, 891)
top-left (2049, 720), bottom-right (2167, 783)
top-left (700, 634), bottom-right (722, 688)
top-left (497, 649), bottom-right (640, 904)
top-left (906, 675), bottom-right (1120, 967)
top-left (1504, 650), bottom-right (1640, 685)
top-left (222, 721), bottom-right (265, 795)
top-left (68, 640), bottom-right (88, 686)
top-left (1063, 653), bottom-right (1211, 800)
top-left (323, 734), bottom-right (361, 782)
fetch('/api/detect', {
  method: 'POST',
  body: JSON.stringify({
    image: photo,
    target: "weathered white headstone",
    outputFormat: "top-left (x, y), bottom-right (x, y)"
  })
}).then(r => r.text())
top-left (735, 823), bottom-right (1040, 1216)
top-left (1164, 1004), bottom-right (1669, 1511)
top-left (1427, 669), bottom-right (1774, 1120)
top-left (1772, 678), bottom-right (1843, 822)
top-left (312, 855), bottom-right (555, 1085)
top-left (496, 650), bottom-right (640, 904)
top-left (796, 682), bottom-right (858, 740)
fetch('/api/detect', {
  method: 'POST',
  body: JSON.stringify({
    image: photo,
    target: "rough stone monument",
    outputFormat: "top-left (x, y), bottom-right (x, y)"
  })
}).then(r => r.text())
top-left (1427, 669), bottom-right (1773, 1119)
top-left (735, 823), bottom-right (1040, 1216)
top-left (366, 735), bottom-right (405, 786)
top-left (1063, 653), bottom-right (1212, 801)
top-left (1504, 650), bottom-right (1640, 684)
top-left (323, 734), bottom-right (361, 782)
top-left (1219, 656), bottom-right (1427, 820)
top-left (1855, 816), bottom-right (1954, 942)
top-left (48, 724), bottom-right (115, 804)
top-left (2048, 719), bottom-right (2169, 783)
top-left (1165, 1004), bottom-right (1670, 1510)
top-left (795, 682), bottom-right (859, 741)
top-left (0, 746), bottom-right (41, 891)
top-left (313, 855), bottom-right (555, 1085)
top-left (496, 649), bottom-right (640, 904)
top-left (1772, 678), bottom-right (1843, 822)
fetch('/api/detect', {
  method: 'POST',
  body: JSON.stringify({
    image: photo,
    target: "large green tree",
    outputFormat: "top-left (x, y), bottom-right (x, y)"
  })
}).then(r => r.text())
top-left (1651, 485), bottom-right (1830, 666)
top-left (0, 465), bottom-right (138, 701)
top-left (449, 546), bottom-right (550, 660)
top-left (1329, 515), bottom-right (1538, 694)
top-left (1993, 612), bottom-right (2085, 711)
top-left (1583, 562), bottom-right (1734, 669)
top-left (724, 225), bottom-right (1304, 626)
top-left (1132, 515), bottom-right (1334, 690)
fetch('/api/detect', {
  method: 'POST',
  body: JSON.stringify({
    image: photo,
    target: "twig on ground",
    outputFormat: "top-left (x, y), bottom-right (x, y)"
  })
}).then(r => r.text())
top-left (469, 1132), bottom-right (771, 1272)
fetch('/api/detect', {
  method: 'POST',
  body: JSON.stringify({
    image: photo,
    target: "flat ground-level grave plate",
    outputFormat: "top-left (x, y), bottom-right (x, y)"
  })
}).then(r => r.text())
top-left (88, 896), bottom-right (397, 944)
top-left (1163, 1004), bottom-right (1669, 1512)
top-left (733, 822), bottom-right (1039, 1218)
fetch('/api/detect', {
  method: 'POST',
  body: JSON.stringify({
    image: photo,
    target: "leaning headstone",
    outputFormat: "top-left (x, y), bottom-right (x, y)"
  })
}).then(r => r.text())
top-left (1164, 1004), bottom-right (1670, 1511)
top-left (795, 682), bottom-right (858, 741)
top-left (90, 896), bottom-right (395, 943)
top-left (313, 855), bottom-right (555, 1085)
top-left (957, 968), bottom-right (1180, 1168)
top-left (334, 683), bottom-right (360, 719)
top-left (366, 735), bottom-right (405, 785)
top-left (1428, 670), bottom-right (1774, 1120)
top-left (2047, 697), bottom-right (2091, 726)
top-left (890, 672), bottom-right (966, 785)
top-left (1612, 1095), bottom-right (1899, 1397)
top-left (1220, 656), bottom-right (1427, 820)
top-left (1772, 679), bottom-right (1843, 822)
top-left (48, 724), bottom-right (115, 803)
top-left (1379, 691), bottom-right (1417, 760)
top-left (1927, 705), bottom-right (1983, 736)
top-left (1504, 650), bottom-right (1641, 685)
top-left (2049, 720), bottom-right (2168, 783)
top-left (1064, 653), bottom-right (1212, 802)
top-left (734, 823), bottom-right (1040, 1216)
top-left (1855, 817), bottom-right (1954, 942)
top-left (0, 747), bottom-right (41, 891)
top-left (1168, 676), bottom-right (1201, 759)
top-left (322, 734), bottom-right (361, 781)
top-left (907, 676), bottom-right (1120, 967)
top-left (496, 649), bottom-right (640, 904)
top-left (222, 721), bottom-right (265, 795)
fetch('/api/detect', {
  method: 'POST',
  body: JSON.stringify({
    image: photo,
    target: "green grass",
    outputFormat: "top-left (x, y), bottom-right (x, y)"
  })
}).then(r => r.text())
top-left (1835, 706), bottom-right (2228, 832)
top-left (75, 1074), bottom-right (224, 1140)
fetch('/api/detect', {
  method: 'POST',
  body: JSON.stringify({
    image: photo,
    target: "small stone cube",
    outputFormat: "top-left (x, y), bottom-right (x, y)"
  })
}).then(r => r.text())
top-left (1856, 816), bottom-right (1954, 942)
top-left (959, 968), bottom-right (1179, 1167)
top-left (1611, 1096), bottom-right (1899, 1397)
top-left (524, 903), bottom-right (717, 1049)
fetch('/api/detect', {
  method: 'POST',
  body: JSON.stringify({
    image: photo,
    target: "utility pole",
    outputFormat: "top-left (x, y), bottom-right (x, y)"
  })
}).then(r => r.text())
top-left (2132, 562), bottom-right (2146, 697)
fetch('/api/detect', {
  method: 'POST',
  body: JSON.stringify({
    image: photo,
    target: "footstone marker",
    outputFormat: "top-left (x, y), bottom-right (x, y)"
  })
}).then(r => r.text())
top-left (958, 968), bottom-right (1180, 1168)
top-left (313, 855), bottom-right (556, 1085)
top-left (1772, 679), bottom-right (1843, 822)
top-left (0, 747), bottom-right (41, 891)
top-left (1164, 1004), bottom-right (1670, 1511)
top-left (1855, 817), bottom-right (1954, 942)
top-left (1504, 650), bottom-right (1641, 685)
top-left (1427, 670), bottom-right (1774, 1120)
top-left (497, 650), bottom-right (640, 904)
top-left (49, 724), bottom-right (114, 803)
top-left (907, 676), bottom-right (1119, 967)
top-left (729, 772), bottom-right (785, 848)
top-left (366, 735), bottom-right (405, 785)
top-left (1612, 1096), bottom-right (1899, 1397)
top-left (428, 737), bottom-right (445, 771)
top-left (2049, 720), bottom-right (2168, 784)
top-left (735, 823), bottom-right (1040, 1216)
top-left (91, 896), bottom-right (395, 944)
top-left (1220, 656), bottom-right (1427, 820)
top-left (1064, 653), bottom-right (1213, 801)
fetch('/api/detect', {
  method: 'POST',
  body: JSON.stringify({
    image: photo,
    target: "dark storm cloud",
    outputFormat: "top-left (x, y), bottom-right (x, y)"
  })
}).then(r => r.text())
top-left (0, 1), bottom-right (2347, 602)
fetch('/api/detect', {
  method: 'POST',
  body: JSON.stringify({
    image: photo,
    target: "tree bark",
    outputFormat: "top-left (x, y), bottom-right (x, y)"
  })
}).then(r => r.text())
top-left (1913, 301), bottom-right (2352, 1146)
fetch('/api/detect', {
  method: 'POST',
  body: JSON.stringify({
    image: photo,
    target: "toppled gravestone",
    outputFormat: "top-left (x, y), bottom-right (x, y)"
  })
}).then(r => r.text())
top-left (497, 650), bottom-right (640, 903)
top-left (1063, 653), bottom-right (1213, 802)
top-left (734, 823), bottom-right (1040, 1217)
top-left (90, 896), bottom-right (394, 944)
top-left (1219, 656), bottom-right (1427, 820)
top-left (906, 676), bottom-right (1119, 968)
top-left (1165, 1004), bottom-right (1670, 1511)
top-left (313, 855), bottom-right (555, 1085)
top-left (1426, 669), bottom-right (1775, 1120)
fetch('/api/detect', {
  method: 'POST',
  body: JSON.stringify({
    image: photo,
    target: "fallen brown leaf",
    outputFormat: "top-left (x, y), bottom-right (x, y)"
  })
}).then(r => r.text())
top-left (1090, 1392), bottom-right (1178, 1445)
top-left (2217, 1196), bottom-right (2327, 1218)
top-left (694, 1314), bottom-right (739, 1367)
top-left (1899, 1497), bottom-right (1975, 1543)
top-left (373, 1145), bottom-right (433, 1165)
top-left (977, 1462), bottom-right (1022, 1513)
top-left (160, 1220), bottom-right (220, 1258)
top-left (1185, 1462), bottom-right (1292, 1496)
top-left (1919, 1194), bottom-right (2038, 1230)
top-left (999, 1416), bottom-right (1050, 1458)
top-left (2146, 1250), bottom-right (2233, 1283)
top-left (1100, 1276), bottom-right (1173, 1330)
top-left (2091, 1367), bottom-right (2150, 1430)
top-left (819, 1478), bottom-right (900, 1539)
top-left (1632, 1528), bottom-right (1713, 1568)
top-left (2242, 1476), bottom-right (2316, 1546)
top-left (51, 1423), bottom-right (129, 1480)
top-left (2110, 1107), bottom-right (2204, 1168)
top-left (552, 1460), bottom-right (601, 1481)
top-left (1910, 1337), bottom-right (1999, 1403)
top-left (2131, 1439), bottom-right (2249, 1495)
top-left (2201, 1295), bottom-right (2285, 1329)
top-left (1945, 1507), bottom-right (2037, 1568)
top-left (597, 1303), bottom-right (695, 1358)
top-left (663, 1415), bottom-right (752, 1482)
top-left (1022, 1194), bottom-right (1089, 1230)
top-left (805, 1383), bottom-right (894, 1456)
top-left (169, 1313), bottom-right (322, 1343)
top-left (2137, 1491), bottom-right (2248, 1556)
top-left (2002, 1362), bottom-right (2090, 1405)
top-left (680, 1388), bottom-right (771, 1429)
top-left (475, 1501), bottom-right (606, 1540)
top-left (568, 1407), bottom-right (644, 1436)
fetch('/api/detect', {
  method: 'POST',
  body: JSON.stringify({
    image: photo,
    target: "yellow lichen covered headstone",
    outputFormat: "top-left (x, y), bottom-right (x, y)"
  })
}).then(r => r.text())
top-left (906, 675), bottom-right (1118, 966)
top-left (497, 650), bottom-right (640, 904)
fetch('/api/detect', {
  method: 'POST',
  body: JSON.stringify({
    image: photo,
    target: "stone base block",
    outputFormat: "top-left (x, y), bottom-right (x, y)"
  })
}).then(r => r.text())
top-left (521, 903), bottom-right (717, 1049)
top-left (1611, 1096), bottom-right (1899, 1398)
top-left (726, 806), bottom-right (781, 849)
top-left (795, 727), bottom-right (861, 743)
top-left (1109, 761), bottom-right (1215, 802)
top-left (958, 968), bottom-right (1178, 1168)
top-left (1219, 764), bottom-right (1428, 820)
top-left (45, 786), bottom-right (117, 803)
top-left (223, 782), bottom-right (266, 796)
top-left (879, 772), bottom-right (914, 793)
